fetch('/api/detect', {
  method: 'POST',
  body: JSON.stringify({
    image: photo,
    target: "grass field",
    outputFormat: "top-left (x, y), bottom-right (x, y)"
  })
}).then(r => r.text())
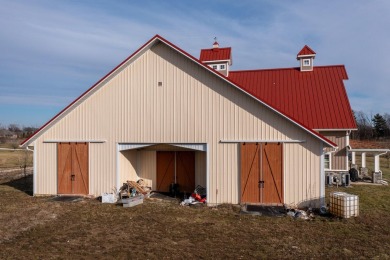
top-left (0, 171), bottom-right (389, 259)
top-left (0, 140), bottom-right (389, 258)
top-left (0, 140), bottom-right (33, 169)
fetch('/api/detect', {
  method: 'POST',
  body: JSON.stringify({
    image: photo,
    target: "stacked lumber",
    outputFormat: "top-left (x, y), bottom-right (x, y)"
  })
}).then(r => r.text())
top-left (127, 180), bottom-right (148, 195)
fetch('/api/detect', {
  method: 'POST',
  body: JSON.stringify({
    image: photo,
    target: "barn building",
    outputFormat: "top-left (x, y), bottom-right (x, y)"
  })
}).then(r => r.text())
top-left (21, 35), bottom-right (356, 207)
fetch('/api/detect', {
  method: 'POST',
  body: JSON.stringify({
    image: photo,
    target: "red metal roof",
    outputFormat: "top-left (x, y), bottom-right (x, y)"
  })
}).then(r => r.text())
top-left (229, 66), bottom-right (357, 130)
top-left (200, 47), bottom-right (231, 62)
top-left (297, 45), bottom-right (316, 57)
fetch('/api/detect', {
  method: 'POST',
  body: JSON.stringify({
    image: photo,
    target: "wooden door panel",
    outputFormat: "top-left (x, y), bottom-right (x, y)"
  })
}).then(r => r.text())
top-left (156, 151), bottom-right (175, 192)
top-left (73, 143), bottom-right (89, 194)
top-left (57, 142), bottom-right (89, 195)
top-left (58, 143), bottom-right (72, 194)
top-left (240, 143), bottom-right (261, 203)
top-left (262, 143), bottom-right (283, 204)
top-left (176, 151), bottom-right (195, 194)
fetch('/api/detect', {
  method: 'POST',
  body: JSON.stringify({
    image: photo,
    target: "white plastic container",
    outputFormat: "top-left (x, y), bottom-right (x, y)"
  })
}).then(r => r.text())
top-left (329, 192), bottom-right (359, 218)
top-left (101, 193), bottom-right (117, 203)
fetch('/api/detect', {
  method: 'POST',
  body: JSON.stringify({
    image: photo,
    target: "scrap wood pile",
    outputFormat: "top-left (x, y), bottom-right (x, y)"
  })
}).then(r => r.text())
top-left (119, 179), bottom-right (151, 199)
top-left (180, 185), bottom-right (207, 206)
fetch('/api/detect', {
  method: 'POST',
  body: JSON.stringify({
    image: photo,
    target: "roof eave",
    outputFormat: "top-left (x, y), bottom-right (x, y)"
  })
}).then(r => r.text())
top-left (315, 128), bottom-right (358, 131)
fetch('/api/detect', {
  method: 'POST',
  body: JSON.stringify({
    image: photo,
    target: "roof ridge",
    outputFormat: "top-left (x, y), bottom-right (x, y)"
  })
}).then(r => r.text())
top-left (200, 46), bottom-right (232, 51)
top-left (297, 45), bottom-right (316, 56)
top-left (230, 64), bottom-right (346, 73)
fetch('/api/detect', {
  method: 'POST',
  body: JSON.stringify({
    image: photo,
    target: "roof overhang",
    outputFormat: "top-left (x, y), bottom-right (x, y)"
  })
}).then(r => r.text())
top-left (202, 59), bottom-right (231, 64)
top-left (315, 128), bottom-right (358, 131)
top-left (349, 148), bottom-right (390, 153)
top-left (297, 54), bottom-right (316, 59)
top-left (21, 34), bottom-right (337, 149)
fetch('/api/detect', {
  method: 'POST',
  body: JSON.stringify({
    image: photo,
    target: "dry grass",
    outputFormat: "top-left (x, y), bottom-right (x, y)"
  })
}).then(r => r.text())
top-left (0, 150), bottom-right (33, 169)
top-left (0, 170), bottom-right (389, 259)
top-left (0, 140), bottom-right (33, 169)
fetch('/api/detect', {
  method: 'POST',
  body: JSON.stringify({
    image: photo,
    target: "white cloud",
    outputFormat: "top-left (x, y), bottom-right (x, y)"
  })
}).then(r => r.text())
top-left (0, 0), bottom-right (389, 126)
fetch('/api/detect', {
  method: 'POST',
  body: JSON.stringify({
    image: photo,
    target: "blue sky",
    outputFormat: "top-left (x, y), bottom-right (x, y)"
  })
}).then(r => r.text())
top-left (1, 0), bottom-right (389, 127)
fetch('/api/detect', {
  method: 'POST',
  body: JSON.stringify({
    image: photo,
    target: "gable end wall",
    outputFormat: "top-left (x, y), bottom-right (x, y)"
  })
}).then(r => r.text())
top-left (33, 42), bottom-right (323, 206)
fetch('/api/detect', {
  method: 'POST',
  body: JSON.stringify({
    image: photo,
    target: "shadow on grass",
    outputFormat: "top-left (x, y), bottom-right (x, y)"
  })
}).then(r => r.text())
top-left (1, 174), bottom-right (33, 196)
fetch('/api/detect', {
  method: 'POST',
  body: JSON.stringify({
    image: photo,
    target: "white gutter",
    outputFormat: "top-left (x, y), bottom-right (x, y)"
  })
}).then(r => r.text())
top-left (349, 149), bottom-right (390, 153)
top-left (315, 129), bottom-right (358, 131)
top-left (220, 140), bottom-right (305, 144)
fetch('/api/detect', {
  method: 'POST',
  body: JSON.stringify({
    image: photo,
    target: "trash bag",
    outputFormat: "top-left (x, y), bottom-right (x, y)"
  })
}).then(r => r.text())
top-left (349, 168), bottom-right (358, 182)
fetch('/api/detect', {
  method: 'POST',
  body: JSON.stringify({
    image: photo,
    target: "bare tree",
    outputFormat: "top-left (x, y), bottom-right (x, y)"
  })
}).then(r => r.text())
top-left (352, 110), bottom-right (374, 140)
top-left (8, 124), bottom-right (21, 133)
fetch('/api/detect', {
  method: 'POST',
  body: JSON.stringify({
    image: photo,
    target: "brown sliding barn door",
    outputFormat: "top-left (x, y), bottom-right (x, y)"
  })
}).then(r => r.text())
top-left (262, 143), bottom-right (283, 204)
top-left (241, 143), bottom-right (261, 203)
top-left (240, 143), bottom-right (283, 204)
top-left (57, 142), bottom-right (89, 195)
top-left (156, 151), bottom-right (195, 193)
top-left (176, 151), bottom-right (195, 194)
top-left (156, 151), bottom-right (175, 192)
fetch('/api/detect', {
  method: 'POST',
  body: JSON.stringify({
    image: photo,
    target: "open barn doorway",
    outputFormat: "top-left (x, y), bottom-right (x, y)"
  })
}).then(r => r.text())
top-left (118, 143), bottom-right (207, 198)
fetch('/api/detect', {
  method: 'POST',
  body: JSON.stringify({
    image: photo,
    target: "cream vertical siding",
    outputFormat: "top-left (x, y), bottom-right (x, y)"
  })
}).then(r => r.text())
top-left (35, 141), bottom-right (57, 194)
top-left (32, 41), bottom-right (324, 206)
top-left (138, 151), bottom-right (156, 189)
top-left (119, 149), bottom-right (138, 187)
top-left (119, 149), bottom-right (156, 189)
top-left (321, 131), bottom-right (348, 171)
top-left (284, 135), bottom-right (322, 208)
top-left (195, 151), bottom-right (207, 188)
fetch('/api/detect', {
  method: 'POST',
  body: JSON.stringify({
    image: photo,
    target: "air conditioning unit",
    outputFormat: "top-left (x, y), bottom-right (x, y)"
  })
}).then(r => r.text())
top-left (332, 173), bottom-right (341, 186)
top-left (340, 172), bottom-right (350, 186)
top-left (325, 172), bottom-right (333, 186)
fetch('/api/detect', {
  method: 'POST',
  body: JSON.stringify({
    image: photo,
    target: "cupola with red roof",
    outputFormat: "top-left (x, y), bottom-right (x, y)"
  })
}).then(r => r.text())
top-left (200, 38), bottom-right (232, 76)
top-left (297, 45), bottom-right (316, 72)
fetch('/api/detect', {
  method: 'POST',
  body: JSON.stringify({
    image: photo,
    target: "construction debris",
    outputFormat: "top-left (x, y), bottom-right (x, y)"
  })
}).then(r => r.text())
top-left (120, 195), bottom-right (144, 208)
top-left (118, 179), bottom-right (151, 199)
top-left (181, 185), bottom-right (207, 206)
top-left (99, 179), bottom-right (152, 207)
top-left (101, 193), bottom-right (117, 203)
top-left (286, 208), bottom-right (315, 220)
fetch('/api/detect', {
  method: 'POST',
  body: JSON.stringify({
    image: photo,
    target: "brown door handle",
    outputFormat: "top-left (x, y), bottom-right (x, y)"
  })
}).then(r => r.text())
top-left (71, 174), bottom-right (75, 181)
top-left (258, 181), bottom-right (264, 188)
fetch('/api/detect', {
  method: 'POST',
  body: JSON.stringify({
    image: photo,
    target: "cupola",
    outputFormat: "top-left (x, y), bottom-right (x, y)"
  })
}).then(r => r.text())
top-left (200, 38), bottom-right (232, 76)
top-left (297, 45), bottom-right (316, 72)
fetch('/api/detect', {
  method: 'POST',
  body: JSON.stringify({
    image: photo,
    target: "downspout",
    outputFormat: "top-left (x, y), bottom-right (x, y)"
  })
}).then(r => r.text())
top-left (327, 146), bottom-right (338, 171)
top-left (26, 146), bottom-right (36, 195)
top-left (321, 145), bottom-right (338, 207)
top-left (116, 144), bottom-right (120, 194)
top-left (346, 130), bottom-right (351, 170)
top-left (320, 143), bottom-right (325, 207)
